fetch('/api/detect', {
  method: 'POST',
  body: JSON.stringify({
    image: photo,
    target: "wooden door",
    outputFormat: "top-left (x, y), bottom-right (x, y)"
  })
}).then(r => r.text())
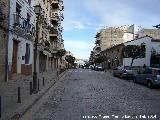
top-left (12, 40), bottom-right (18, 73)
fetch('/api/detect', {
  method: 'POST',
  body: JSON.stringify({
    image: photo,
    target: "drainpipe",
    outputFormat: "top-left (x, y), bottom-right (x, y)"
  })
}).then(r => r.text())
top-left (5, 0), bottom-right (10, 81)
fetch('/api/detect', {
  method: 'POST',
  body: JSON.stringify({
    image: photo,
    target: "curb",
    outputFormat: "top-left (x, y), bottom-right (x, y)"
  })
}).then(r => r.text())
top-left (10, 70), bottom-right (69, 120)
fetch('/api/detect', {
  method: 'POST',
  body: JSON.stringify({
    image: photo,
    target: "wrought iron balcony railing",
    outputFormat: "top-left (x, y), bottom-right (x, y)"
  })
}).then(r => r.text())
top-left (13, 13), bottom-right (35, 37)
top-left (50, 12), bottom-right (60, 21)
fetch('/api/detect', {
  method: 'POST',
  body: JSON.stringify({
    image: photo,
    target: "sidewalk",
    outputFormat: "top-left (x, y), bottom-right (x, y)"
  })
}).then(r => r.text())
top-left (0, 69), bottom-right (67, 120)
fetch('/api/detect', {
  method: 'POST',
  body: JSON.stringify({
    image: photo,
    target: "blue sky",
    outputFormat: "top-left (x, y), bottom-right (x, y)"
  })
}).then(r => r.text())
top-left (62, 0), bottom-right (160, 59)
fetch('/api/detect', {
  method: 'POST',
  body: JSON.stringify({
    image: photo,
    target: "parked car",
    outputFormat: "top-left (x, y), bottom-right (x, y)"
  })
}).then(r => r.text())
top-left (84, 66), bottom-right (89, 69)
top-left (89, 65), bottom-right (94, 70)
top-left (113, 66), bottom-right (137, 79)
top-left (133, 67), bottom-right (160, 88)
top-left (95, 65), bottom-right (104, 71)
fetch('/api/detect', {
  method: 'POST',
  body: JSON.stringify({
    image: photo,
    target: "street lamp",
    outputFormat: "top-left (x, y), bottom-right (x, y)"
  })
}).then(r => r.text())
top-left (33, 4), bottom-right (41, 93)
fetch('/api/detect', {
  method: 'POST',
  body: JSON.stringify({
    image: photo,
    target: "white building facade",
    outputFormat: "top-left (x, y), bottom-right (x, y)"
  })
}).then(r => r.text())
top-left (123, 36), bottom-right (160, 67)
top-left (8, 0), bottom-right (36, 79)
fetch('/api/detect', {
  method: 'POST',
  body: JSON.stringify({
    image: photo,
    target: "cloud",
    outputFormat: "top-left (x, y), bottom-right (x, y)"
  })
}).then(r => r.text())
top-left (64, 39), bottom-right (95, 59)
top-left (64, 40), bottom-right (94, 49)
top-left (63, 20), bottom-right (86, 31)
top-left (83, 0), bottom-right (160, 28)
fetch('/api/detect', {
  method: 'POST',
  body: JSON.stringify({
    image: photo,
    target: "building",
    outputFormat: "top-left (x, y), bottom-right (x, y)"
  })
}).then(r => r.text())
top-left (34, 0), bottom-right (64, 73)
top-left (91, 25), bottom-right (160, 68)
top-left (101, 43), bottom-right (124, 70)
top-left (99, 36), bottom-right (160, 70)
top-left (7, 0), bottom-right (36, 79)
top-left (123, 28), bottom-right (160, 42)
top-left (90, 26), bottom-right (128, 65)
top-left (34, 0), bottom-right (51, 73)
top-left (99, 26), bottom-right (128, 51)
top-left (48, 0), bottom-right (64, 70)
top-left (144, 29), bottom-right (160, 39)
top-left (123, 36), bottom-right (160, 67)
top-left (0, 0), bottom-right (8, 82)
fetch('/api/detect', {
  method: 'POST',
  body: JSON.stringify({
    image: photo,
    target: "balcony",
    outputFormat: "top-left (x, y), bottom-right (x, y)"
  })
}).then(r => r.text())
top-left (53, 46), bottom-right (59, 51)
top-left (50, 12), bottom-right (60, 21)
top-left (51, 0), bottom-right (59, 9)
top-left (49, 27), bottom-right (58, 37)
top-left (60, 13), bottom-right (64, 21)
top-left (93, 44), bottom-right (101, 51)
top-left (13, 13), bottom-right (35, 40)
top-left (95, 38), bottom-right (100, 44)
top-left (50, 44), bottom-right (59, 53)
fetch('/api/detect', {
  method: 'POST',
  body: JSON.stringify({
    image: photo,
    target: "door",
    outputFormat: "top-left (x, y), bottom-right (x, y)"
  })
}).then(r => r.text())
top-left (12, 40), bottom-right (18, 73)
top-left (39, 52), bottom-right (47, 73)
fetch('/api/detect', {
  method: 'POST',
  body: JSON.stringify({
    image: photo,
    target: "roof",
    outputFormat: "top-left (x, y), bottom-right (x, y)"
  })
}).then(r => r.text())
top-left (124, 35), bottom-right (152, 44)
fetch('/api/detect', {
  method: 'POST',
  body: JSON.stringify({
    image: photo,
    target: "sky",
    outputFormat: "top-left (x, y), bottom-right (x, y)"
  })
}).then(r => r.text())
top-left (62, 0), bottom-right (160, 59)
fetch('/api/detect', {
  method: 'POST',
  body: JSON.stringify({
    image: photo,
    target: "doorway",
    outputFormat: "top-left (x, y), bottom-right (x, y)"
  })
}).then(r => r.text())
top-left (12, 40), bottom-right (18, 73)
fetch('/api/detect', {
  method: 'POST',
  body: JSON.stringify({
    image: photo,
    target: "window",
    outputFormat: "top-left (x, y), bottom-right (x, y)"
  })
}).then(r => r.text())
top-left (16, 3), bottom-right (21, 15)
top-left (16, 3), bottom-right (21, 24)
top-left (25, 43), bottom-right (30, 64)
top-left (27, 13), bottom-right (31, 21)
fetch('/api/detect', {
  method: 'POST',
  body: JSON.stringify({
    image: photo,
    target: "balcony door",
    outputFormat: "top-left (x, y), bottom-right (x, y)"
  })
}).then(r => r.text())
top-left (12, 40), bottom-right (18, 73)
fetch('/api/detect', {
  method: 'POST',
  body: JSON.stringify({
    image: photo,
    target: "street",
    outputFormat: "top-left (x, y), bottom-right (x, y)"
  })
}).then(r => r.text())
top-left (23, 69), bottom-right (160, 120)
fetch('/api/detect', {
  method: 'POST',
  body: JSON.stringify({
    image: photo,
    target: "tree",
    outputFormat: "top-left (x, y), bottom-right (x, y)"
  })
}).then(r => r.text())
top-left (65, 55), bottom-right (75, 65)
top-left (122, 44), bottom-right (145, 66)
top-left (94, 55), bottom-right (105, 63)
top-left (56, 49), bottom-right (66, 58)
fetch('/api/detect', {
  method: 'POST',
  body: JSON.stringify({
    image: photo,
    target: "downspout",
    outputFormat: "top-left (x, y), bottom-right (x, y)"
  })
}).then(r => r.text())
top-left (5, 0), bottom-right (10, 81)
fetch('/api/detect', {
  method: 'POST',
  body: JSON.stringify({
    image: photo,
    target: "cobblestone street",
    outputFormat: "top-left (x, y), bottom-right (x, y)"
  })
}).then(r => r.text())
top-left (22, 69), bottom-right (160, 120)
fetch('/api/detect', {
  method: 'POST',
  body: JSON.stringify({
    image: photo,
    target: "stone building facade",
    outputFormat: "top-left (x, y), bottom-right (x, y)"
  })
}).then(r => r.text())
top-left (0, 0), bottom-right (8, 82)
top-left (144, 29), bottom-right (160, 40)
top-left (101, 43), bottom-right (124, 70)
top-left (34, 0), bottom-right (64, 73)
top-left (99, 26), bottom-right (127, 51)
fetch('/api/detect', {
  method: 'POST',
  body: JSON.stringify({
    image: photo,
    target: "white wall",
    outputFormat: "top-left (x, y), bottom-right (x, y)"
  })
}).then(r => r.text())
top-left (123, 33), bottom-right (134, 43)
top-left (152, 42), bottom-right (160, 54)
top-left (8, 0), bottom-right (36, 74)
top-left (123, 37), bottom-right (152, 66)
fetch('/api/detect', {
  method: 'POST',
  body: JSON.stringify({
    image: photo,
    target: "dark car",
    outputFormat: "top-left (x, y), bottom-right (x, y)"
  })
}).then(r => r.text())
top-left (133, 67), bottom-right (160, 88)
top-left (95, 65), bottom-right (104, 71)
top-left (113, 66), bottom-right (137, 79)
top-left (84, 66), bottom-right (89, 69)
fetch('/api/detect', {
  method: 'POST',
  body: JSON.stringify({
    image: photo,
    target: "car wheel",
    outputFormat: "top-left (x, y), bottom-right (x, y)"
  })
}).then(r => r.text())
top-left (133, 77), bottom-right (137, 83)
top-left (147, 81), bottom-right (153, 89)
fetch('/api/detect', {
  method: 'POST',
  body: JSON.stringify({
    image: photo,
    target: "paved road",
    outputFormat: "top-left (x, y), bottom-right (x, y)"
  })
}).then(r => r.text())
top-left (26, 69), bottom-right (160, 120)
